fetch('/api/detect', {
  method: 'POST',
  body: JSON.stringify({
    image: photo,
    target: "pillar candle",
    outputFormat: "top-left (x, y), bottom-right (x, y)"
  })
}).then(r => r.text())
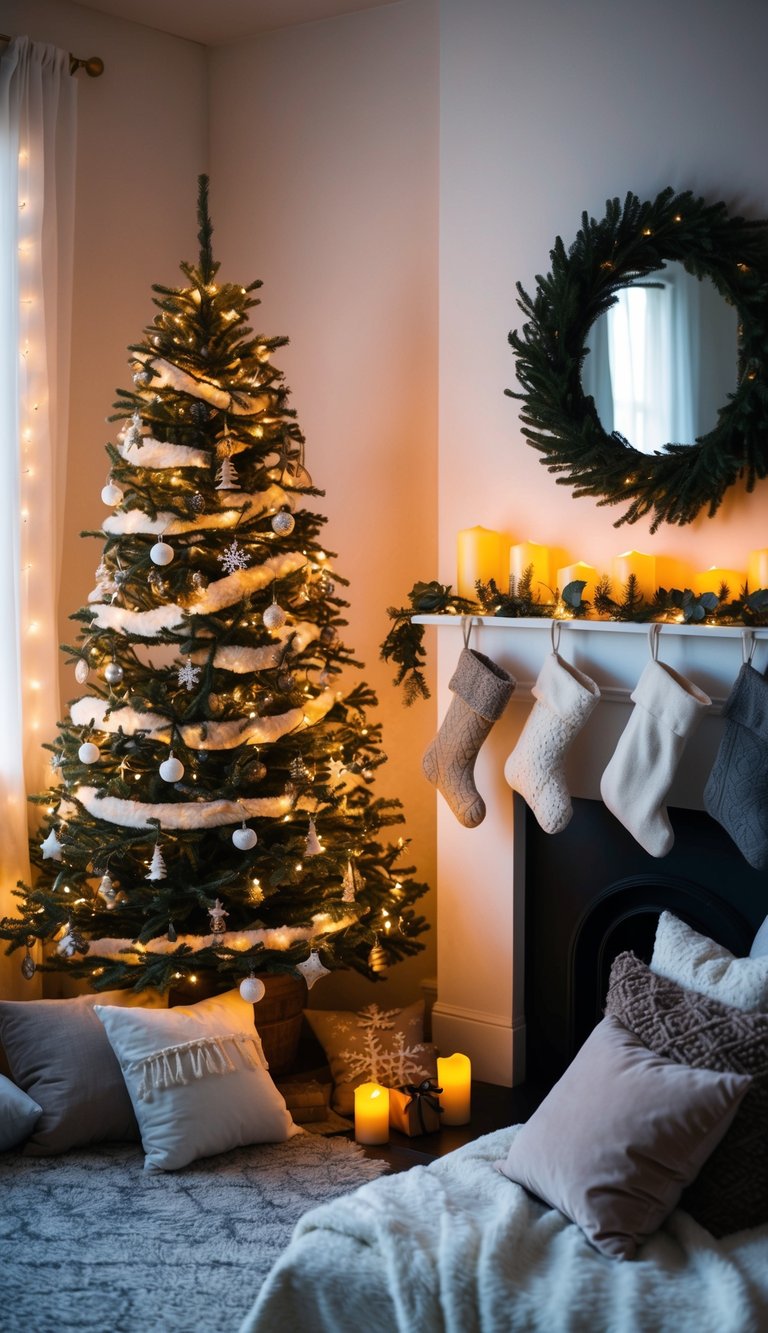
top-left (436, 1052), bottom-right (472, 1126)
top-left (510, 541), bottom-right (551, 597)
top-left (611, 550), bottom-right (656, 603)
top-left (354, 1082), bottom-right (390, 1144)
top-left (456, 527), bottom-right (508, 599)
top-left (693, 567), bottom-right (746, 598)
top-left (748, 549), bottom-right (768, 592)
top-left (556, 560), bottom-right (599, 603)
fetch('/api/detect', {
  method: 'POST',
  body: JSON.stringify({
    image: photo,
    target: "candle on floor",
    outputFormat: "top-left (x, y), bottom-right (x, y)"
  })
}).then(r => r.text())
top-left (748, 549), bottom-right (768, 592)
top-left (437, 1053), bottom-right (472, 1126)
top-left (354, 1082), bottom-right (390, 1144)
top-left (556, 560), bottom-right (598, 603)
top-left (456, 527), bottom-right (508, 599)
top-left (611, 550), bottom-right (656, 603)
top-left (693, 567), bottom-right (746, 599)
top-left (510, 541), bottom-right (551, 597)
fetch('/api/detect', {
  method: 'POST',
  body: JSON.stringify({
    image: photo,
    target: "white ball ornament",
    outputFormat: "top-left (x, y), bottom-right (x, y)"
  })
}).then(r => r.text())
top-left (101, 481), bottom-right (124, 506)
top-left (232, 823), bottom-right (258, 851)
top-left (78, 741), bottom-right (100, 764)
top-left (239, 974), bottom-right (266, 1004)
top-left (271, 509), bottom-right (295, 536)
top-left (150, 540), bottom-right (174, 566)
top-left (263, 600), bottom-right (287, 630)
top-left (159, 752), bottom-right (184, 782)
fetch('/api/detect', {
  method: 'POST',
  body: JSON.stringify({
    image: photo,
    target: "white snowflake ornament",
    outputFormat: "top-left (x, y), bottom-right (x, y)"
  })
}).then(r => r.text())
top-left (40, 828), bottom-right (64, 861)
top-left (296, 950), bottom-right (331, 990)
top-left (177, 658), bottom-right (201, 692)
top-left (218, 539), bottom-right (251, 575)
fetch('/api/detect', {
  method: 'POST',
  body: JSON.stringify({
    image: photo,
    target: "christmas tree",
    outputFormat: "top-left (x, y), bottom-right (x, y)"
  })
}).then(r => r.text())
top-left (0, 176), bottom-right (428, 998)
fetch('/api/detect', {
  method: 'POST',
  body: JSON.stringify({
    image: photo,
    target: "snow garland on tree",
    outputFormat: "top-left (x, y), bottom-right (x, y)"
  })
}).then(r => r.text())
top-left (102, 484), bottom-right (292, 537)
top-left (68, 786), bottom-right (303, 830)
top-left (69, 687), bottom-right (338, 749)
top-left (134, 353), bottom-right (272, 416)
top-left (83, 911), bottom-right (358, 961)
top-left (118, 435), bottom-right (210, 469)
top-left (88, 602), bottom-right (187, 635)
top-left (192, 623), bottom-right (322, 673)
top-left (188, 551), bottom-right (307, 614)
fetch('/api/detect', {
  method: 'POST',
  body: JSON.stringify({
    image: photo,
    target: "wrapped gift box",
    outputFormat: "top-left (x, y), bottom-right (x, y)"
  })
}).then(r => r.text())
top-left (389, 1080), bottom-right (443, 1136)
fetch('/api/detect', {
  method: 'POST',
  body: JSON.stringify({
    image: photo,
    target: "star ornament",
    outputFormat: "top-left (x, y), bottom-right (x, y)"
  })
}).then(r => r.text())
top-left (296, 950), bottom-right (331, 990)
top-left (40, 828), bottom-right (64, 861)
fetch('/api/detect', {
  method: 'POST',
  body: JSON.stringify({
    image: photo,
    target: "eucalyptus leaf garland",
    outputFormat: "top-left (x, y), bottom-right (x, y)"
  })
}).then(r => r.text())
top-left (507, 188), bottom-right (768, 531)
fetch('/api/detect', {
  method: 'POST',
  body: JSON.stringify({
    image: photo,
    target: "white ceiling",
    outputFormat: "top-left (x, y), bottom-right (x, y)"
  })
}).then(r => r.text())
top-left (72, 0), bottom-right (397, 46)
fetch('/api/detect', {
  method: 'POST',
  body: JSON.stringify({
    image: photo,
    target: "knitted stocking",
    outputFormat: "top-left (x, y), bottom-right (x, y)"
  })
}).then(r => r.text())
top-left (601, 656), bottom-right (711, 857)
top-left (423, 647), bottom-right (515, 828)
top-left (704, 660), bottom-right (768, 870)
top-left (504, 652), bottom-right (600, 834)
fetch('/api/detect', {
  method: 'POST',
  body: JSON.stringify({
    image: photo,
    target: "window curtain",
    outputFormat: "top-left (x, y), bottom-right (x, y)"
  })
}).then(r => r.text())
top-left (0, 37), bottom-right (76, 999)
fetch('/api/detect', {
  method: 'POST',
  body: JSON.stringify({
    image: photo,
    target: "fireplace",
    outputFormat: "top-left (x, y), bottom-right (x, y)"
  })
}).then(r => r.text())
top-left (523, 796), bottom-right (766, 1088)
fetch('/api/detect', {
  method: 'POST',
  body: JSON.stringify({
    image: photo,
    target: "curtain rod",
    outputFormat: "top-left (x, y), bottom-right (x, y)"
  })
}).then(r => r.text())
top-left (0, 33), bottom-right (104, 77)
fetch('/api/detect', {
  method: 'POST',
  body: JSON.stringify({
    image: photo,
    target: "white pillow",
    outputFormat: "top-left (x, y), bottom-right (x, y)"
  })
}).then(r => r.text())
top-left (750, 915), bottom-right (768, 959)
top-left (0, 1072), bottom-right (42, 1151)
top-left (651, 911), bottom-right (768, 1011)
top-left (95, 988), bottom-right (299, 1171)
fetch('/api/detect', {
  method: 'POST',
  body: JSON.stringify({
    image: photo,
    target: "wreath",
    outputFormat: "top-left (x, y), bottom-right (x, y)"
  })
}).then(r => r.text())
top-left (507, 188), bottom-right (768, 531)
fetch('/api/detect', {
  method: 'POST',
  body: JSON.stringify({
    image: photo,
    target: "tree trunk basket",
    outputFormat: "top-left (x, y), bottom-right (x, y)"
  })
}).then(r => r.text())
top-left (168, 972), bottom-right (307, 1076)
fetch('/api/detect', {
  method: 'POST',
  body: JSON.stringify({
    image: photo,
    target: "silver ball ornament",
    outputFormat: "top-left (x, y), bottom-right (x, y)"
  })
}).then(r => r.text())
top-left (263, 601), bottom-right (287, 630)
top-left (150, 541), bottom-right (174, 567)
top-left (78, 741), bottom-right (100, 764)
top-left (239, 974), bottom-right (266, 1004)
top-left (159, 753), bottom-right (184, 782)
top-left (232, 824), bottom-right (258, 851)
top-left (104, 661), bottom-right (124, 686)
top-left (271, 509), bottom-right (295, 536)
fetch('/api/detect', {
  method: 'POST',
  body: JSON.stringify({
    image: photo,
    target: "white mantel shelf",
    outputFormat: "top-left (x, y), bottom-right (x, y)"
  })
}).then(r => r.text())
top-left (420, 612), bottom-right (761, 1088)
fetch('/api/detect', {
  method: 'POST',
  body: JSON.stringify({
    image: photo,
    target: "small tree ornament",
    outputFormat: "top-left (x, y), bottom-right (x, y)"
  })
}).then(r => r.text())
top-left (305, 818), bottom-right (322, 856)
top-left (78, 740), bottom-right (100, 765)
top-left (232, 822), bottom-right (258, 850)
top-left (101, 477), bottom-right (124, 506)
top-left (271, 508), bottom-right (295, 536)
top-left (124, 410), bottom-right (143, 448)
top-left (104, 659), bottom-right (124, 687)
top-left (21, 938), bottom-right (36, 980)
top-left (263, 597), bottom-right (287, 630)
top-left (40, 827), bottom-right (64, 861)
top-left (239, 974), bottom-right (266, 1003)
top-left (159, 751), bottom-right (184, 782)
top-left (208, 898), bottom-right (229, 934)
top-left (146, 844), bottom-right (167, 881)
top-left (74, 657), bottom-right (90, 684)
top-left (215, 455), bottom-right (240, 491)
top-left (150, 539), bottom-right (174, 566)
top-left (97, 872), bottom-right (118, 908)
top-left (296, 949), bottom-right (331, 990)
top-left (341, 858), bottom-right (361, 904)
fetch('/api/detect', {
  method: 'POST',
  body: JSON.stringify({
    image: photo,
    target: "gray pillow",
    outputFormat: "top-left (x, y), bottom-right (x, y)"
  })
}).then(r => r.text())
top-left (496, 1014), bottom-right (750, 1260)
top-left (0, 1072), bottom-right (42, 1151)
top-left (0, 992), bottom-right (141, 1155)
top-left (751, 915), bottom-right (768, 959)
top-left (606, 951), bottom-right (768, 1236)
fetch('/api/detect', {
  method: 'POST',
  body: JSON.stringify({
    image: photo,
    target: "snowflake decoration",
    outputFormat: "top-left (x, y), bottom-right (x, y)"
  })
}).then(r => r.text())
top-left (177, 657), bottom-right (201, 692)
top-left (217, 539), bottom-right (251, 575)
top-left (337, 1005), bottom-right (432, 1087)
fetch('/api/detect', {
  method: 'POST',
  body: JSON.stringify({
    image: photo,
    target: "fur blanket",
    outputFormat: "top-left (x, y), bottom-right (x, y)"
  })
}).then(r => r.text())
top-left (241, 1126), bottom-right (768, 1333)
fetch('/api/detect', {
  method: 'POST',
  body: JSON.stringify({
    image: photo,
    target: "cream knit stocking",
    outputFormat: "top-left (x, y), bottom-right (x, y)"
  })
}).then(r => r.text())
top-left (423, 645), bottom-right (515, 828)
top-left (601, 642), bottom-right (711, 857)
top-left (504, 651), bottom-right (600, 834)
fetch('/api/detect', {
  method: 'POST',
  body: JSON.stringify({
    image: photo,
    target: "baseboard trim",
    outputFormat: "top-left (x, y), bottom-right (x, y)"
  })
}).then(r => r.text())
top-left (431, 1001), bottom-right (526, 1087)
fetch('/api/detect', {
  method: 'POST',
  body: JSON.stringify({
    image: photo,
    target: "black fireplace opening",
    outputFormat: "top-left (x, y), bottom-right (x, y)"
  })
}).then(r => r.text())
top-left (523, 797), bottom-right (766, 1088)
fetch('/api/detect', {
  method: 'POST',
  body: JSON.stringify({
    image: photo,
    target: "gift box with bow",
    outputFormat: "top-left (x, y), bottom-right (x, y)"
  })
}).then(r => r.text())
top-left (389, 1078), bottom-right (443, 1136)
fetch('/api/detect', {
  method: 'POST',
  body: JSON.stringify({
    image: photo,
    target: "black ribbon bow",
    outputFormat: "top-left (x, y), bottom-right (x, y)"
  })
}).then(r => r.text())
top-left (402, 1078), bottom-right (444, 1134)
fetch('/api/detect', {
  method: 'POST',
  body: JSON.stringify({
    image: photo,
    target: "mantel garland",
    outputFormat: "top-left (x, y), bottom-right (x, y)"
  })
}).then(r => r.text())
top-left (507, 188), bottom-right (768, 531)
top-left (381, 572), bottom-right (768, 704)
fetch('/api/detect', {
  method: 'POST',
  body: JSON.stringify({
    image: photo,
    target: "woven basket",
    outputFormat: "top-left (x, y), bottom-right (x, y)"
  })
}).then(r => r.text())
top-left (168, 972), bottom-right (307, 1076)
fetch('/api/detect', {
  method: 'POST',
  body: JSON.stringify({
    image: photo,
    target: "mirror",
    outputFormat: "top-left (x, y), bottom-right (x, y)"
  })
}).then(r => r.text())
top-left (582, 262), bottom-right (739, 456)
top-left (508, 189), bottom-right (768, 530)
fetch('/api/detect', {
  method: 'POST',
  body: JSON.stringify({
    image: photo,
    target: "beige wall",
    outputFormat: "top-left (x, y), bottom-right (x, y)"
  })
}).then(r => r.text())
top-left (208, 0), bottom-right (440, 1009)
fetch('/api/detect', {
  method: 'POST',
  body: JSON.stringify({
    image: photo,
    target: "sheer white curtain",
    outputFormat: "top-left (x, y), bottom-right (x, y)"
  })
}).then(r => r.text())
top-left (0, 37), bottom-right (76, 999)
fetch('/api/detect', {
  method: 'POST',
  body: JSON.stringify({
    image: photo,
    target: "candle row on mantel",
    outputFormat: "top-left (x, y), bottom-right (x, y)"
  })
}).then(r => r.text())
top-left (456, 527), bottom-right (768, 602)
top-left (353, 1053), bottom-right (472, 1144)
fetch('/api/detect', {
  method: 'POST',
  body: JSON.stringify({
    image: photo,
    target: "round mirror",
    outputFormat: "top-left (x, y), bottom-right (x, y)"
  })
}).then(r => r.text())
top-left (582, 262), bottom-right (739, 456)
top-left (508, 189), bottom-right (768, 530)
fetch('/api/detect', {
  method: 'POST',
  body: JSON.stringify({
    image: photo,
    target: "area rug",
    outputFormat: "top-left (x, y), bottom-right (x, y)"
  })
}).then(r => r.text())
top-left (0, 1133), bottom-right (388, 1333)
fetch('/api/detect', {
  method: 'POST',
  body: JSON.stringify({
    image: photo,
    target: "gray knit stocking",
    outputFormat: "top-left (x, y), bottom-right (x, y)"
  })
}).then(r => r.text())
top-left (423, 647), bottom-right (515, 828)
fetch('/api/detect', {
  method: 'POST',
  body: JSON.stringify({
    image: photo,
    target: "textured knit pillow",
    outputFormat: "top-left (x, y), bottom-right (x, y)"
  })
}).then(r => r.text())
top-left (0, 989), bottom-right (164, 1155)
top-left (651, 911), bottom-right (768, 1011)
top-left (95, 988), bottom-right (299, 1171)
top-left (606, 951), bottom-right (768, 1235)
top-left (496, 1015), bottom-right (750, 1260)
top-left (304, 1000), bottom-right (438, 1114)
top-left (0, 1073), bottom-right (42, 1151)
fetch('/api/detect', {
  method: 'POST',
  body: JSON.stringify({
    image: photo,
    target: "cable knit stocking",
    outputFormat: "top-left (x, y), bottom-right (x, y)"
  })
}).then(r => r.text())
top-left (601, 657), bottom-right (711, 857)
top-left (423, 647), bottom-right (516, 828)
top-left (504, 652), bottom-right (600, 834)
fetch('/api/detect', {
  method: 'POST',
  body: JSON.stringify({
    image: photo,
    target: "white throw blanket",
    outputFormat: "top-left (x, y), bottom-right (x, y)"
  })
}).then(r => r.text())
top-left (240, 1126), bottom-right (768, 1333)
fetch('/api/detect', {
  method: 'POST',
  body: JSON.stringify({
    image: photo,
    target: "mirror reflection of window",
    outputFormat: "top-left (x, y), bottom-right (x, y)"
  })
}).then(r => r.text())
top-left (583, 263), bottom-right (738, 455)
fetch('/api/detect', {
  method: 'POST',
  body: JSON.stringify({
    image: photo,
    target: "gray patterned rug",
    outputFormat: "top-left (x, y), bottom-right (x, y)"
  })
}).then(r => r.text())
top-left (0, 1133), bottom-right (388, 1333)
